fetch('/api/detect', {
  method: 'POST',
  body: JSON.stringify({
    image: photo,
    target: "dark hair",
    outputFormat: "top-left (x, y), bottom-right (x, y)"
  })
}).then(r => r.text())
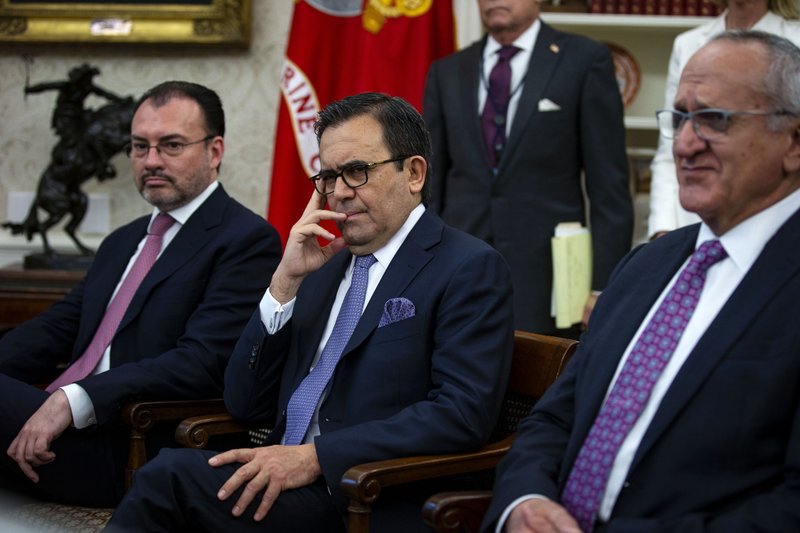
top-left (134, 81), bottom-right (225, 138)
top-left (314, 92), bottom-right (432, 204)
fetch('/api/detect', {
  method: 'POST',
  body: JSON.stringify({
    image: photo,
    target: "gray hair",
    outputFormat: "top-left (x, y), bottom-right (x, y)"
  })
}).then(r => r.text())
top-left (709, 30), bottom-right (800, 130)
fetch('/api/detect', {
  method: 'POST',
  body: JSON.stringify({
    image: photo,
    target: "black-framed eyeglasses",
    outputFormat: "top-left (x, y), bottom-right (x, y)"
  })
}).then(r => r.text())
top-left (309, 155), bottom-right (411, 196)
top-left (655, 108), bottom-right (796, 141)
top-left (124, 135), bottom-right (215, 158)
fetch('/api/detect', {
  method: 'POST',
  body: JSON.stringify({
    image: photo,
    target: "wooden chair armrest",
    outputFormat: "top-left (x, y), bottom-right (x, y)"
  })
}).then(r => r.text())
top-left (120, 398), bottom-right (228, 432)
top-left (175, 413), bottom-right (247, 449)
top-left (422, 491), bottom-right (493, 533)
top-left (119, 398), bottom-right (228, 488)
top-left (340, 435), bottom-right (513, 533)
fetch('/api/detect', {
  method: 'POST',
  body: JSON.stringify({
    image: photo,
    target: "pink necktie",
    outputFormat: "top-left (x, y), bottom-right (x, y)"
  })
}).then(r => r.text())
top-left (46, 213), bottom-right (175, 392)
top-left (481, 45), bottom-right (520, 168)
top-left (561, 239), bottom-right (727, 531)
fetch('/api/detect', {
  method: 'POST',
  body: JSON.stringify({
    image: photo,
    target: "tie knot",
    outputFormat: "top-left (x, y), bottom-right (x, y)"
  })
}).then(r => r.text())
top-left (689, 239), bottom-right (727, 272)
top-left (149, 213), bottom-right (175, 237)
top-left (354, 254), bottom-right (377, 270)
top-left (497, 45), bottom-right (520, 61)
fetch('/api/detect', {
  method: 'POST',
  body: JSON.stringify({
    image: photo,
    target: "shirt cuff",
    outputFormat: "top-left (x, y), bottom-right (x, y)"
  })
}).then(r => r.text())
top-left (60, 383), bottom-right (97, 429)
top-left (259, 287), bottom-right (295, 335)
top-left (496, 494), bottom-right (550, 533)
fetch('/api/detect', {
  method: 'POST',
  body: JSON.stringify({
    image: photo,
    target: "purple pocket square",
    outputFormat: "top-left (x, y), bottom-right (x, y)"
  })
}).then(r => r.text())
top-left (379, 297), bottom-right (415, 327)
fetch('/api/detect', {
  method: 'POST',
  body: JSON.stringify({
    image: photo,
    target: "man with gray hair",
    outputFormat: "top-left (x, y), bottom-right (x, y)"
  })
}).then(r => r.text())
top-left (483, 31), bottom-right (800, 532)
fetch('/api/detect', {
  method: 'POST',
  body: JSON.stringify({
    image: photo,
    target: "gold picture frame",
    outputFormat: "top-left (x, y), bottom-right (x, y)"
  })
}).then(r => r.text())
top-left (0, 0), bottom-right (251, 46)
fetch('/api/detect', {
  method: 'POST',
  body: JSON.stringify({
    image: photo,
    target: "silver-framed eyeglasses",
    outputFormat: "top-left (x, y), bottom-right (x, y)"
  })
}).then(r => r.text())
top-left (124, 135), bottom-right (214, 158)
top-left (655, 108), bottom-right (796, 141)
top-left (309, 155), bottom-right (410, 196)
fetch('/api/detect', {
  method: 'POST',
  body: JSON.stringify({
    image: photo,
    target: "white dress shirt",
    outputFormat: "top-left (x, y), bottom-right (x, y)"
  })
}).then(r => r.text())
top-left (498, 187), bottom-right (800, 531)
top-left (479, 20), bottom-right (540, 138)
top-left (260, 204), bottom-right (425, 444)
top-left (62, 180), bottom-right (219, 429)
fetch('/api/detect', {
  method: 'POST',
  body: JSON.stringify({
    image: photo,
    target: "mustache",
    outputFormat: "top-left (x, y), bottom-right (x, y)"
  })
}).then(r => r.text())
top-left (139, 171), bottom-right (174, 183)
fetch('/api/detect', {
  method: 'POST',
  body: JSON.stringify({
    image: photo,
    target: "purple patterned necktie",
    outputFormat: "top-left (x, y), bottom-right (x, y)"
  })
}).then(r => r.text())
top-left (46, 213), bottom-right (175, 393)
top-left (561, 239), bottom-right (727, 531)
top-left (283, 254), bottom-right (377, 445)
top-left (481, 45), bottom-right (520, 168)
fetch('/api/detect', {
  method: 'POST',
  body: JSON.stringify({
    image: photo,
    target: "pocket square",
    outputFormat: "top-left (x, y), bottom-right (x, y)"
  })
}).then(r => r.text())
top-left (379, 297), bottom-right (415, 327)
top-left (538, 98), bottom-right (561, 112)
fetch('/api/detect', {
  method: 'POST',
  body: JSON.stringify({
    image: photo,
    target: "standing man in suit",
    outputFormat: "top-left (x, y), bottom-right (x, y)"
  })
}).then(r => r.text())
top-left (424, 0), bottom-right (633, 336)
top-left (483, 31), bottom-right (800, 532)
top-left (0, 81), bottom-right (282, 508)
top-left (107, 92), bottom-right (515, 532)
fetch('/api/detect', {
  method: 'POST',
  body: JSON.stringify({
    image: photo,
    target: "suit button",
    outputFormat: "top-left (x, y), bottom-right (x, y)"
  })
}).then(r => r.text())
top-left (248, 344), bottom-right (259, 369)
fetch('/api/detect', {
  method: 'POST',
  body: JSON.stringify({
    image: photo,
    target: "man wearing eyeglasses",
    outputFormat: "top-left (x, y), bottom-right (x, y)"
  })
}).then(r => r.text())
top-left (0, 81), bottom-right (281, 509)
top-left (107, 92), bottom-right (515, 532)
top-left (482, 31), bottom-right (800, 532)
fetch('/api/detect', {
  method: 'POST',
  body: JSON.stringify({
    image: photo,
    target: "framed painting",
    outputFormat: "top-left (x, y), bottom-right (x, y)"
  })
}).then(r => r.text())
top-left (0, 0), bottom-right (251, 46)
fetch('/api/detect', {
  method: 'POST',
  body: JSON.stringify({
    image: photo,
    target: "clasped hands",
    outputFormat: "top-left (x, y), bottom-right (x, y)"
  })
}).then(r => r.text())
top-left (209, 443), bottom-right (321, 521)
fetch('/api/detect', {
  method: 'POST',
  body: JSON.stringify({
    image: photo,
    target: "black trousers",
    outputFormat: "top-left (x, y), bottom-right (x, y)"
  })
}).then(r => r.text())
top-left (108, 447), bottom-right (439, 532)
top-left (0, 373), bottom-right (126, 507)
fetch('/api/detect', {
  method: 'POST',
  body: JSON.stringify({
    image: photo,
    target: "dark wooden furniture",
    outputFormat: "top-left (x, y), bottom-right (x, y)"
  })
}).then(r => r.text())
top-left (423, 491), bottom-right (493, 532)
top-left (0, 264), bottom-right (84, 335)
top-left (172, 331), bottom-right (578, 532)
top-left (340, 331), bottom-right (578, 533)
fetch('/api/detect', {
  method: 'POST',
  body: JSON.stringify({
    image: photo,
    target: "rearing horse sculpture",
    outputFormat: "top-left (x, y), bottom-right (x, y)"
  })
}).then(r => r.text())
top-left (4, 65), bottom-right (135, 256)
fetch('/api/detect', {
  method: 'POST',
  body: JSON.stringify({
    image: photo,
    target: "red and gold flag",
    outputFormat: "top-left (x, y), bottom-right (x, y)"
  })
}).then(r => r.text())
top-left (267, 0), bottom-right (455, 242)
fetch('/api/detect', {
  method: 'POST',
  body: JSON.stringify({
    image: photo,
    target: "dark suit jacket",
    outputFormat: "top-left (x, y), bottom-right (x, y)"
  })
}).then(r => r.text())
top-left (225, 209), bottom-right (515, 511)
top-left (424, 22), bottom-right (633, 333)
top-left (0, 185), bottom-right (282, 426)
top-left (483, 209), bottom-right (800, 532)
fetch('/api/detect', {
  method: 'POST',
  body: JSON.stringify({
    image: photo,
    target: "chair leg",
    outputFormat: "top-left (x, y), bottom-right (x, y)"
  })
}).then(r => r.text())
top-left (125, 428), bottom-right (146, 489)
top-left (347, 499), bottom-right (371, 533)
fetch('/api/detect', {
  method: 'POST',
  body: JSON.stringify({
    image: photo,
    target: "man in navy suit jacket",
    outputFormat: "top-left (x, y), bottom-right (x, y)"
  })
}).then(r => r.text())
top-left (424, 0), bottom-right (632, 335)
top-left (0, 81), bottom-right (281, 508)
top-left (483, 32), bottom-right (800, 532)
top-left (108, 92), bottom-right (515, 532)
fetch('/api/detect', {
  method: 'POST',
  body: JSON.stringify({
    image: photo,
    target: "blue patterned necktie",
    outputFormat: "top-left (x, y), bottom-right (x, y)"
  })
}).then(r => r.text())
top-left (283, 254), bottom-right (377, 445)
top-left (561, 239), bottom-right (727, 531)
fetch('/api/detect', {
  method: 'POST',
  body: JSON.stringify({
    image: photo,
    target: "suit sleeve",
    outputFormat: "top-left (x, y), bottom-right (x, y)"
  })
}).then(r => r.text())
top-left (579, 42), bottom-right (633, 291)
top-left (423, 61), bottom-right (450, 214)
top-left (78, 216), bottom-right (282, 425)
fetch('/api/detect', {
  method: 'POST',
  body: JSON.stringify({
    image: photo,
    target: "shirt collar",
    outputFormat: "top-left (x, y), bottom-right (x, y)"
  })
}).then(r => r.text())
top-left (147, 180), bottom-right (219, 229)
top-left (349, 203), bottom-right (425, 271)
top-left (696, 186), bottom-right (800, 274)
top-left (484, 18), bottom-right (540, 60)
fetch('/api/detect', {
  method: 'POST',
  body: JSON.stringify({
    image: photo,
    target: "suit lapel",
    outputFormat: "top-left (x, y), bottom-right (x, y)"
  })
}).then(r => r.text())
top-left (459, 39), bottom-right (491, 170)
top-left (500, 23), bottom-right (563, 174)
top-left (631, 209), bottom-right (800, 468)
top-left (568, 233), bottom-right (697, 456)
top-left (343, 210), bottom-right (441, 356)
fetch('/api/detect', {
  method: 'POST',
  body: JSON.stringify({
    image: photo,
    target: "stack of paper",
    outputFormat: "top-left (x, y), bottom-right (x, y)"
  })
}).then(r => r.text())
top-left (551, 222), bottom-right (592, 329)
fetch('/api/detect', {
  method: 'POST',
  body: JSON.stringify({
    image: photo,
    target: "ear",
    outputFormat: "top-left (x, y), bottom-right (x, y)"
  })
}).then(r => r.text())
top-left (209, 136), bottom-right (225, 172)
top-left (782, 124), bottom-right (800, 175)
top-left (407, 155), bottom-right (426, 195)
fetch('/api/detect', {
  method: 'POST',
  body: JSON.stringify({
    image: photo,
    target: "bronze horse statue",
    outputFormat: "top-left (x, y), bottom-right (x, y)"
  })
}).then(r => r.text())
top-left (5, 65), bottom-right (135, 257)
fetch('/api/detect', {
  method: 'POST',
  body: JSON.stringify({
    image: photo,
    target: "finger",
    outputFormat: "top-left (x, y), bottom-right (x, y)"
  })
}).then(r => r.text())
top-left (209, 448), bottom-right (251, 467)
top-left (218, 461), bottom-right (257, 503)
top-left (300, 189), bottom-right (326, 218)
top-left (230, 468), bottom-right (269, 517)
top-left (253, 481), bottom-right (281, 521)
top-left (16, 457), bottom-right (39, 483)
top-left (321, 236), bottom-right (347, 259)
